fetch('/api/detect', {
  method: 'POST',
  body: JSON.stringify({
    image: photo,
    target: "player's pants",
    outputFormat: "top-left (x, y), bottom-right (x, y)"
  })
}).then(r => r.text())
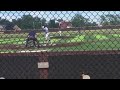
top-left (25, 37), bottom-right (39, 47)
top-left (58, 31), bottom-right (62, 36)
top-left (45, 33), bottom-right (50, 41)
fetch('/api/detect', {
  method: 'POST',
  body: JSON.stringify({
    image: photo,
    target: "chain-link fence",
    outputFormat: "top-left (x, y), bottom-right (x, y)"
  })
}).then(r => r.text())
top-left (0, 11), bottom-right (120, 79)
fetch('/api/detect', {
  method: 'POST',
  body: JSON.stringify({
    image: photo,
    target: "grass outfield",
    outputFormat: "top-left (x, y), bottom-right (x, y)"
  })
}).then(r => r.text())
top-left (0, 29), bottom-right (120, 53)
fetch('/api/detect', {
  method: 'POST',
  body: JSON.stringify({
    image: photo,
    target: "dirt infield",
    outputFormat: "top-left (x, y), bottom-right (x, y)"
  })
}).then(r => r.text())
top-left (0, 42), bottom-right (79, 50)
top-left (0, 44), bottom-right (24, 49)
top-left (0, 41), bottom-right (92, 49)
top-left (0, 50), bottom-right (120, 57)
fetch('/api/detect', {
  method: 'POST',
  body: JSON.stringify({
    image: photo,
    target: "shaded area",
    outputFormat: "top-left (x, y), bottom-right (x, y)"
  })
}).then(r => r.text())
top-left (48, 54), bottom-right (120, 79)
top-left (0, 56), bottom-right (39, 79)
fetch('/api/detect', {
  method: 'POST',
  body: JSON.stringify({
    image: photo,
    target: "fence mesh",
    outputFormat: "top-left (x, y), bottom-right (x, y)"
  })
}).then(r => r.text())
top-left (0, 11), bottom-right (120, 79)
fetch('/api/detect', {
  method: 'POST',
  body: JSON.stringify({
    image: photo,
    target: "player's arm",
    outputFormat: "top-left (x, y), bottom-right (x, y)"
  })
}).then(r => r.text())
top-left (35, 32), bottom-right (38, 38)
top-left (27, 33), bottom-right (29, 38)
top-left (35, 34), bottom-right (37, 38)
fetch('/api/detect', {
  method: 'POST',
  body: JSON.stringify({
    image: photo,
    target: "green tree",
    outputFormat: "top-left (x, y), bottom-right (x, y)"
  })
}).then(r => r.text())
top-left (12, 15), bottom-right (47, 29)
top-left (41, 18), bottom-right (46, 26)
top-left (100, 14), bottom-right (120, 26)
top-left (0, 18), bottom-right (13, 30)
top-left (33, 16), bottom-right (41, 29)
top-left (57, 19), bottom-right (63, 22)
top-left (91, 22), bottom-right (97, 26)
top-left (12, 15), bottom-right (34, 29)
top-left (71, 14), bottom-right (90, 27)
top-left (21, 15), bottom-right (34, 29)
top-left (86, 22), bottom-right (97, 26)
top-left (0, 19), bottom-right (11, 25)
top-left (48, 19), bottom-right (56, 28)
top-left (48, 19), bottom-right (59, 28)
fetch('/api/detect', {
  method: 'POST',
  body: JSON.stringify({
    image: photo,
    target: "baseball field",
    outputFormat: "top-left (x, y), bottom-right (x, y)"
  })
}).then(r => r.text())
top-left (0, 29), bottom-right (120, 53)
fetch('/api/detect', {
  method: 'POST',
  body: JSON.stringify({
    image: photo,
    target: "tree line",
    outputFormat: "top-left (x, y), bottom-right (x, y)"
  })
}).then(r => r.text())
top-left (0, 14), bottom-right (120, 30)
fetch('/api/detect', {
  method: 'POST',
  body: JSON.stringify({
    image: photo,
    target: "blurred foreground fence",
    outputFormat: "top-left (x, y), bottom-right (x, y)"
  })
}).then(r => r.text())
top-left (0, 50), bottom-right (120, 79)
top-left (0, 11), bottom-right (120, 79)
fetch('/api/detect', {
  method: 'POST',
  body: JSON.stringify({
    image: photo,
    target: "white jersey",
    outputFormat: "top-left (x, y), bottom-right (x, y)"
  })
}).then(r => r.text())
top-left (43, 27), bottom-right (50, 41)
top-left (44, 27), bottom-right (49, 33)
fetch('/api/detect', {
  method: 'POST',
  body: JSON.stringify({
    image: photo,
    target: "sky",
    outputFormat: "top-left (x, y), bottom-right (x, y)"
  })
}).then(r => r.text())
top-left (0, 11), bottom-right (120, 24)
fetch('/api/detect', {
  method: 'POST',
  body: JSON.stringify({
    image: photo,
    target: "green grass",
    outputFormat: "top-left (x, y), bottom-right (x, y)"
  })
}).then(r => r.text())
top-left (49, 39), bottom-right (120, 52)
top-left (1, 29), bottom-right (120, 53)
top-left (66, 35), bottom-right (85, 43)
top-left (112, 34), bottom-right (120, 37)
top-left (93, 34), bottom-right (108, 40)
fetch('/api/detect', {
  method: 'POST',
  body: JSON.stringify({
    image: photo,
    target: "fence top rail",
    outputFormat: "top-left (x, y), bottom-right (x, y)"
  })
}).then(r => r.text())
top-left (1, 25), bottom-right (120, 33)
top-left (0, 50), bottom-right (120, 56)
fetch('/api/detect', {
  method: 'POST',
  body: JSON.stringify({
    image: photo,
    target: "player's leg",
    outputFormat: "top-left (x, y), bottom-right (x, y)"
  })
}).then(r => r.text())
top-left (33, 38), bottom-right (36, 47)
top-left (25, 38), bottom-right (30, 47)
top-left (34, 38), bottom-right (40, 48)
top-left (46, 33), bottom-right (50, 44)
top-left (47, 33), bottom-right (51, 43)
top-left (45, 33), bottom-right (48, 43)
top-left (59, 30), bottom-right (62, 36)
